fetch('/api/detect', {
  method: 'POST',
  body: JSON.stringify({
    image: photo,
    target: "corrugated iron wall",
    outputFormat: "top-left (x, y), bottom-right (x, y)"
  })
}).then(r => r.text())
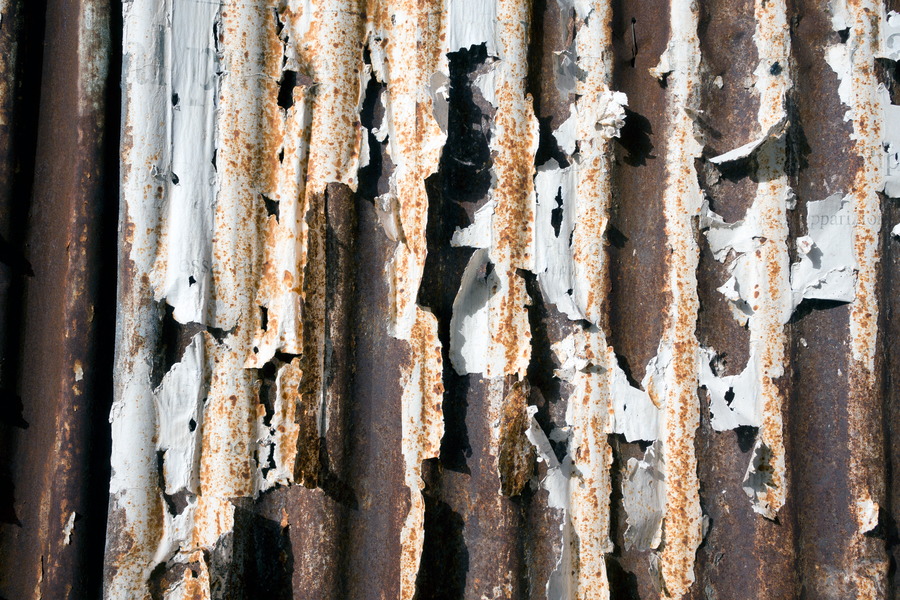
top-left (2, 0), bottom-right (900, 598)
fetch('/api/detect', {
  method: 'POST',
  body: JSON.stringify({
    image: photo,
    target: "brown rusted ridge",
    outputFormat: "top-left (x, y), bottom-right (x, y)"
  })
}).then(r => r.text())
top-left (0, 0), bottom-right (117, 598)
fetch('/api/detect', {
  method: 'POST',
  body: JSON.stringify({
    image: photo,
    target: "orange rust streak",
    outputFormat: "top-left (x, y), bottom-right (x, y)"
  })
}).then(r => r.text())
top-left (376, 0), bottom-right (447, 339)
top-left (487, 0), bottom-right (538, 378)
top-left (296, 1), bottom-right (366, 486)
top-left (366, 1), bottom-right (448, 595)
top-left (843, 2), bottom-right (889, 598)
top-left (195, 3), bottom-right (278, 550)
top-left (747, 0), bottom-right (791, 519)
top-left (399, 308), bottom-right (445, 600)
top-left (571, 0), bottom-right (614, 328)
top-left (565, 2), bottom-right (617, 597)
top-left (657, 2), bottom-right (703, 596)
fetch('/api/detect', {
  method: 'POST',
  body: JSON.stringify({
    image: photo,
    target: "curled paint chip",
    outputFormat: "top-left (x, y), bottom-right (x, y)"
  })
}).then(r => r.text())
top-left (699, 348), bottom-right (761, 430)
top-left (708, 118), bottom-right (787, 165)
top-left (622, 441), bottom-right (665, 551)
top-left (790, 193), bottom-right (857, 308)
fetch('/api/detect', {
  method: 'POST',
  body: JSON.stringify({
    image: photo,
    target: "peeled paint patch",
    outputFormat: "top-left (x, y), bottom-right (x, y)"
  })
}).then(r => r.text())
top-left (856, 492), bottom-right (880, 534)
top-left (108, 0), bottom-right (198, 592)
top-left (399, 308), bottom-right (445, 600)
top-left (622, 441), bottom-right (665, 551)
top-left (742, 438), bottom-right (780, 519)
top-left (63, 512), bottom-right (77, 545)
top-left (790, 193), bottom-right (857, 308)
top-left (699, 348), bottom-right (761, 430)
top-left (154, 332), bottom-right (211, 496)
top-left (448, 0), bottom-right (497, 54)
top-left (149, 0), bottom-right (219, 326)
top-left (545, 0), bottom-right (627, 328)
top-left (549, 326), bottom-right (669, 597)
top-left (449, 248), bottom-right (532, 377)
top-left (524, 406), bottom-right (577, 599)
top-left (255, 358), bottom-right (304, 492)
top-left (449, 248), bottom-right (494, 375)
top-left (247, 84), bottom-right (312, 367)
top-left (877, 85), bottom-right (900, 198)
top-left (553, 329), bottom-right (661, 444)
top-left (162, 552), bottom-right (212, 600)
top-left (534, 160), bottom-right (583, 321)
top-left (880, 11), bottom-right (900, 61)
top-left (707, 118), bottom-right (787, 165)
top-left (526, 349), bottom-right (615, 600)
top-left (700, 191), bottom-right (794, 326)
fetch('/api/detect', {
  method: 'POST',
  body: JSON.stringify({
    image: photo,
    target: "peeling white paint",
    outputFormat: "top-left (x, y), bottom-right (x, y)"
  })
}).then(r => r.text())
top-left (622, 442), bottom-right (665, 552)
top-left (448, 0), bottom-right (497, 54)
top-left (148, 0), bottom-right (219, 326)
top-left (650, 0), bottom-right (705, 592)
top-left (154, 332), bottom-right (210, 496)
top-left (790, 193), bottom-right (858, 308)
top-left (63, 512), bottom-right (77, 546)
top-left (553, 330), bottom-right (661, 444)
top-left (699, 348), bottom-right (761, 431)
top-left (708, 118), bottom-right (787, 165)
top-left (448, 0), bottom-right (538, 379)
top-left (856, 492), bottom-right (880, 534)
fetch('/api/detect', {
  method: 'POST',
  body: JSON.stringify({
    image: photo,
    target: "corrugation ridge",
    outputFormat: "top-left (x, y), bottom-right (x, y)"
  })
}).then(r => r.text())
top-left (840, 0), bottom-right (890, 596)
top-left (364, 0), bottom-right (449, 594)
top-left (655, 0), bottom-right (704, 596)
top-left (105, 0), bottom-right (175, 596)
top-left (743, 0), bottom-right (792, 520)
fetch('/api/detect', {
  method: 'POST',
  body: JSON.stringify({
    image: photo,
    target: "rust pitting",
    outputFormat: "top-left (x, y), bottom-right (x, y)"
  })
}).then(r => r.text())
top-left (497, 378), bottom-right (534, 497)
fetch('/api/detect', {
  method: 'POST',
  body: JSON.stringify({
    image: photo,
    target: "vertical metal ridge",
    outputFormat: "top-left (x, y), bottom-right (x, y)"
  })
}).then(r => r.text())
top-left (192, 0), bottom-right (269, 550)
top-left (299, 1), bottom-right (366, 491)
top-left (365, 0), bottom-right (449, 592)
top-left (488, 0), bottom-right (539, 378)
top-left (741, 0), bottom-right (793, 520)
top-left (841, 1), bottom-right (890, 597)
top-left (655, 0), bottom-right (704, 595)
top-left (105, 0), bottom-right (172, 594)
top-left (545, 2), bottom-right (622, 597)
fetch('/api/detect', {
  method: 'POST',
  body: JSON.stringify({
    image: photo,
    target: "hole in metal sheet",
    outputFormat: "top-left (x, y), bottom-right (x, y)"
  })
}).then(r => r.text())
top-left (277, 70), bottom-right (298, 109)
top-left (550, 186), bottom-right (564, 237)
top-left (262, 194), bottom-right (279, 222)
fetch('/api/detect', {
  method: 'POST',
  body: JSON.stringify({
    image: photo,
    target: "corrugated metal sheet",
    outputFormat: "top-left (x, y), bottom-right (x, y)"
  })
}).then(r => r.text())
top-left (2, 0), bottom-right (900, 598)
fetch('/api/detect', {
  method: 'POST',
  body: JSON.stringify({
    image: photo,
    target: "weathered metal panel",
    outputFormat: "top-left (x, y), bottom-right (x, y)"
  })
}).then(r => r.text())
top-left (0, 0), bottom-right (117, 599)
top-left (3, 0), bottom-right (900, 598)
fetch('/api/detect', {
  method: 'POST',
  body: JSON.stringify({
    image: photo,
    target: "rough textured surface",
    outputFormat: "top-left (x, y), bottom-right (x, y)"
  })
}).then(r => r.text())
top-left (1, 1), bottom-right (900, 599)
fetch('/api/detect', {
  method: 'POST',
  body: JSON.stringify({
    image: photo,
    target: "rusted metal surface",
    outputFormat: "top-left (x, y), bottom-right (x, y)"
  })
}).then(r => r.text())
top-left (0, 0), bottom-right (117, 598)
top-left (4, 0), bottom-right (900, 599)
